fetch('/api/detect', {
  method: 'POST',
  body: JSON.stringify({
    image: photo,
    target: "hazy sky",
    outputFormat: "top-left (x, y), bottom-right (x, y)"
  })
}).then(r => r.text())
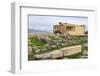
top-left (28, 15), bottom-right (88, 32)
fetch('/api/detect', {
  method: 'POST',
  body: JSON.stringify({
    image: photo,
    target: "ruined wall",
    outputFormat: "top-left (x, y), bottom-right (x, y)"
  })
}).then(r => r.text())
top-left (68, 26), bottom-right (85, 35)
top-left (53, 23), bottom-right (85, 35)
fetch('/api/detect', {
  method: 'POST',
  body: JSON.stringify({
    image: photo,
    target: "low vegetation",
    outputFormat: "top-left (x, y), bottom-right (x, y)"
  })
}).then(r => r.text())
top-left (28, 34), bottom-right (88, 60)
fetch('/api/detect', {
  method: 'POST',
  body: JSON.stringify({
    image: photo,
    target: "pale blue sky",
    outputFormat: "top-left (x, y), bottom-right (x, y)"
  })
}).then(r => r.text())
top-left (28, 15), bottom-right (88, 32)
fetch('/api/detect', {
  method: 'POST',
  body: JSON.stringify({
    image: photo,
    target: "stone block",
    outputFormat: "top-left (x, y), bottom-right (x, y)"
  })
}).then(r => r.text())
top-left (61, 45), bottom-right (82, 56)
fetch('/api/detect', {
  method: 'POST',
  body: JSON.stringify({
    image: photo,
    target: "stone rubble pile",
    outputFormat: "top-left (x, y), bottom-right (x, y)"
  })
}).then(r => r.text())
top-left (28, 33), bottom-right (88, 59)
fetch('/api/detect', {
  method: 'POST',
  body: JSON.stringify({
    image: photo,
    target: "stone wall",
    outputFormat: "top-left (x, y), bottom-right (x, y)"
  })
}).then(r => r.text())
top-left (53, 22), bottom-right (85, 35)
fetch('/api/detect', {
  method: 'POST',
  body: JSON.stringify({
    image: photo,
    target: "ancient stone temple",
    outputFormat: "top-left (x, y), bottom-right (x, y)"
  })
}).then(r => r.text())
top-left (53, 22), bottom-right (85, 35)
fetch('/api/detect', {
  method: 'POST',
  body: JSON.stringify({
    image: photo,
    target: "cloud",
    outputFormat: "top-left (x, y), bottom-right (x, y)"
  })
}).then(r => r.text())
top-left (28, 15), bottom-right (88, 32)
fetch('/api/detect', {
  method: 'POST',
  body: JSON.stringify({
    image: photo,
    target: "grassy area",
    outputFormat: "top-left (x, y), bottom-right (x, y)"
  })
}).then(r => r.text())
top-left (31, 38), bottom-right (47, 46)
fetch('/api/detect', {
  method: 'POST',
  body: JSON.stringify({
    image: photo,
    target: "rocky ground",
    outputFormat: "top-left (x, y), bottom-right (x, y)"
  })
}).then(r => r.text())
top-left (28, 33), bottom-right (88, 60)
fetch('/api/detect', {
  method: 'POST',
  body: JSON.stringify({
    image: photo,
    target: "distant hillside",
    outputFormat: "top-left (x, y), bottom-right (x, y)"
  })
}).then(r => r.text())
top-left (28, 29), bottom-right (52, 34)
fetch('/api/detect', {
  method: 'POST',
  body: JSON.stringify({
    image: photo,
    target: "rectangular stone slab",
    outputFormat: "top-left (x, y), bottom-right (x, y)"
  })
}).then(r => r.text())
top-left (61, 45), bottom-right (82, 56)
